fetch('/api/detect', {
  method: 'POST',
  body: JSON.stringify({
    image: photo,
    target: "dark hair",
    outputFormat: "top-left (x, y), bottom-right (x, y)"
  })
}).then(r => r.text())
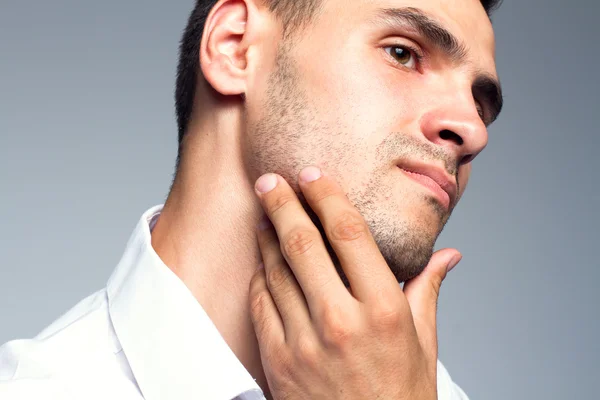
top-left (174, 0), bottom-right (502, 164)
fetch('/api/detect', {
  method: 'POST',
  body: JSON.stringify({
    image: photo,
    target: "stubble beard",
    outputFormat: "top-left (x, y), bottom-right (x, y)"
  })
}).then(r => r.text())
top-left (248, 43), bottom-right (455, 285)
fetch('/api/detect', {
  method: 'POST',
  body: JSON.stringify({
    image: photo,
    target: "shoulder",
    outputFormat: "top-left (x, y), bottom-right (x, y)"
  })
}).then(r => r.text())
top-left (0, 289), bottom-right (141, 399)
top-left (0, 289), bottom-right (114, 380)
top-left (437, 359), bottom-right (470, 400)
top-left (0, 376), bottom-right (74, 399)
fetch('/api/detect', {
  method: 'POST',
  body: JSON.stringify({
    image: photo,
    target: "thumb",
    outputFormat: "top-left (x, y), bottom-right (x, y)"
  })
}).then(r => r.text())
top-left (403, 248), bottom-right (462, 359)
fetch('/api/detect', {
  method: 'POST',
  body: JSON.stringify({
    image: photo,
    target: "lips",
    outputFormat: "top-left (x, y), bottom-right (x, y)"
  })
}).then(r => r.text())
top-left (397, 163), bottom-right (458, 210)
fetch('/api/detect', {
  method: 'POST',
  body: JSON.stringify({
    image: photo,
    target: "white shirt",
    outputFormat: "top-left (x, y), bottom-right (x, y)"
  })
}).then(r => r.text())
top-left (0, 205), bottom-right (469, 399)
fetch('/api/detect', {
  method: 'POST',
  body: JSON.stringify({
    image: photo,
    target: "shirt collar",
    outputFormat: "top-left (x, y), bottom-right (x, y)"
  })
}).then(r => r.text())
top-left (107, 205), bottom-right (263, 400)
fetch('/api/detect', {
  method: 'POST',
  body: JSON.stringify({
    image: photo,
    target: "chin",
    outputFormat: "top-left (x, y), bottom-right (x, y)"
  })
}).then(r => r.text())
top-left (302, 189), bottom-right (445, 285)
top-left (322, 209), bottom-right (440, 285)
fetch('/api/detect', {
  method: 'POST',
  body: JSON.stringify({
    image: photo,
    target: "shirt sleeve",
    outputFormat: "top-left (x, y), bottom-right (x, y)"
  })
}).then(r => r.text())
top-left (437, 359), bottom-right (470, 400)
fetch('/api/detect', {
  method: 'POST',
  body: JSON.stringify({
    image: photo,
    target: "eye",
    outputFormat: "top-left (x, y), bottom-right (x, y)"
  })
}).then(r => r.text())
top-left (475, 100), bottom-right (485, 121)
top-left (384, 45), bottom-right (421, 70)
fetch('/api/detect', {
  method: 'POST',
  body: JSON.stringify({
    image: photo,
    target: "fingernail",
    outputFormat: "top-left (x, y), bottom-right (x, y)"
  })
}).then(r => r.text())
top-left (299, 166), bottom-right (322, 183)
top-left (257, 214), bottom-right (272, 231)
top-left (447, 254), bottom-right (462, 273)
top-left (256, 174), bottom-right (278, 193)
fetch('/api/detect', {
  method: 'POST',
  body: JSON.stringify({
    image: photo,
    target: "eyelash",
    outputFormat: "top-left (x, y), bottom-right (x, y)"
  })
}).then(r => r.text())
top-left (475, 102), bottom-right (485, 120)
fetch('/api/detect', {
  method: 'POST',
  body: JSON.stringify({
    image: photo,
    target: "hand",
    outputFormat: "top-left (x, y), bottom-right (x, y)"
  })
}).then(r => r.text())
top-left (249, 166), bottom-right (462, 400)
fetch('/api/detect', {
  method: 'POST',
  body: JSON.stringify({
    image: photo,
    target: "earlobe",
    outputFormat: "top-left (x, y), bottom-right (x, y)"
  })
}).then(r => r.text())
top-left (200, 0), bottom-right (250, 96)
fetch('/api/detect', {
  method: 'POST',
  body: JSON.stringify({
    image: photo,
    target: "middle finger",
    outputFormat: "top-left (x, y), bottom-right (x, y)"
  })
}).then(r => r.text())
top-left (297, 166), bottom-right (401, 303)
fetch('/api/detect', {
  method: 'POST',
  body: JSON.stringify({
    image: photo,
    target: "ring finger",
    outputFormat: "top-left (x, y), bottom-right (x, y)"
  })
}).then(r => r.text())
top-left (257, 215), bottom-right (312, 340)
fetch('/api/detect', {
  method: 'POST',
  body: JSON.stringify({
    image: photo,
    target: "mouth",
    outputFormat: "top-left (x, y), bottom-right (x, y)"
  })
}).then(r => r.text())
top-left (396, 162), bottom-right (457, 211)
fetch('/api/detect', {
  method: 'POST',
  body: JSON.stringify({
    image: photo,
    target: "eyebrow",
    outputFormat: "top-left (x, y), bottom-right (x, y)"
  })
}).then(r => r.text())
top-left (373, 7), bottom-right (504, 124)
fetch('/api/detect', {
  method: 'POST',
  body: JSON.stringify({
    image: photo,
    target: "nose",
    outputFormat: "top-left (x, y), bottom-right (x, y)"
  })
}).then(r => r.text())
top-left (419, 96), bottom-right (488, 166)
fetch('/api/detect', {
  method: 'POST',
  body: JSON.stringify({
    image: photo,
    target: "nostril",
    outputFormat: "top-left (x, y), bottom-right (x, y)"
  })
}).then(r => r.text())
top-left (440, 129), bottom-right (463, 145)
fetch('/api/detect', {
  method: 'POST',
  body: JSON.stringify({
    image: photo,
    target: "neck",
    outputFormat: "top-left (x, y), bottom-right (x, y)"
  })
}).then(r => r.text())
top-left (150, 104), bottom-right (269, 391)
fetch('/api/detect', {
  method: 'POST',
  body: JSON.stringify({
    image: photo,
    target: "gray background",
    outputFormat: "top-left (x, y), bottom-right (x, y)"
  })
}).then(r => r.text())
top-left (1, 0), bottom-right (598, 399)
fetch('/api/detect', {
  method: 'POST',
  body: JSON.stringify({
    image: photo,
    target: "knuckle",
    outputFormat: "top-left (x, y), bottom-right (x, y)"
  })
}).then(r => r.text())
top-left (249, 291), bottom-right (270, 318)
top-left (320, 304), bottom-right (354, 349)
top-left (268, 193), bottom-right (296, 215)
top-left (266, 264), bottom-right (293, 291)
top-left (329, 212), bottom-right (369, 243)
top-left (249, 295), bottom-right (279, 341)
top-left (258, 226), bottom-right (278, 247)
top-left (371, 299), bottom-right (404, 330)
top-left (249, 270), bottom-right (265, 298)
top-left (294, 334), bottom-right (320, 368)
top-left (282, 229), bottom-right (317, 258)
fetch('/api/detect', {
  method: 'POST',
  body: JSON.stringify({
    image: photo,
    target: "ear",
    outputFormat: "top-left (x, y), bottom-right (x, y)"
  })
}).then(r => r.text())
top-left (200, 0), bottom-right (253, 96)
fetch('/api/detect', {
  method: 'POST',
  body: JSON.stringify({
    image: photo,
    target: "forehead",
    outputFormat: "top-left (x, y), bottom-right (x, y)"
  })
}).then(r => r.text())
top-left (320, 0), bottom-right (497, 74)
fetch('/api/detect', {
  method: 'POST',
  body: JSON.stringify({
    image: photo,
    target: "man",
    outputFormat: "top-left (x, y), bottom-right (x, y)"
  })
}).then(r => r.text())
top-left (0, 0), bottom-right (503, 398)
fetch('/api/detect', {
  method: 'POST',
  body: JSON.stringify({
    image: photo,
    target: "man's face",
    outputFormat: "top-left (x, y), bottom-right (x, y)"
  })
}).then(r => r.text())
top-left (243, 0), bottom-right (500, 283)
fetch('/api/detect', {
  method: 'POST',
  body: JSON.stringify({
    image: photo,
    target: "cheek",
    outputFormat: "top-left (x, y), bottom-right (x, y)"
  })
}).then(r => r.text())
top-left (299, 39), bottom-right (418, 139)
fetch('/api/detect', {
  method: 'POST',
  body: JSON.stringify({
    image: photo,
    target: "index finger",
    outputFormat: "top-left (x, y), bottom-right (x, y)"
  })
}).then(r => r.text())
top-left (297, 166), bottom-right (402, 303)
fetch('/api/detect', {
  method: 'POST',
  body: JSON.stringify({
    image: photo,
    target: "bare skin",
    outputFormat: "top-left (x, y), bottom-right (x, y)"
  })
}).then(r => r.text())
top-left (151, 0), bottom-right (501, 396)
top-left (250, 167), bottom-right (462, 399)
